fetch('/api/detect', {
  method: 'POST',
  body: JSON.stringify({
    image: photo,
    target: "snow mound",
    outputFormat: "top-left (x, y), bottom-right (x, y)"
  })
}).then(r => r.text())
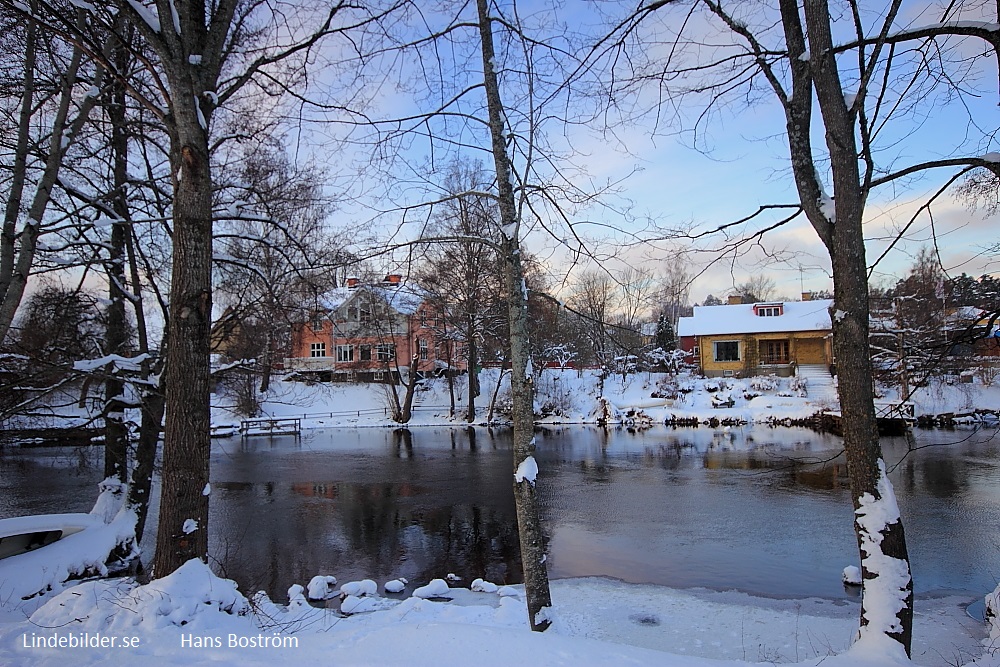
top-left (384, 578), bottom-right (407, 594)
top-left (842, 566), bottom-right (862, 585)
top-left (340, 579), bottom-right (378, 598)
top-left (471, 578), bottom-right (499, 593)
top-left (307, 575), bottom-right (338, 600)
top-left (0, 510), bottom-right (136, 603)
top-left (30, 558), bottom-right (248, 632)
top-left (413, 578), bottom-right (452, 599)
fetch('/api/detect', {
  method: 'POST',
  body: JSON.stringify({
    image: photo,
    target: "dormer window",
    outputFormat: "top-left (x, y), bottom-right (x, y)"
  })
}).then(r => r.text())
top-left (754, 304), bottom-right (783, 317)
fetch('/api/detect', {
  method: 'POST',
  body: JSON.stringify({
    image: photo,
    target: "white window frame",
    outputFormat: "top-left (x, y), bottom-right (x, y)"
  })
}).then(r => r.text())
top-left (336, 344), bottom-right (354, 362)
top-left (418, 338), bottom-right (429, 360)
top-left (376, 343), bottom-right (396, 362)
top-left (713, 340), bottom-right (740, 362)
top-left (310, 342), bottom-right (326, 358)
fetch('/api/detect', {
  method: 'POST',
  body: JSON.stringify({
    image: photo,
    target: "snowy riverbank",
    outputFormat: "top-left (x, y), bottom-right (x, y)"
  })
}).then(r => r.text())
top-left (208, 369), bottom-right (1000, 432)
top-left (0, 554), bottom-right (991, 667)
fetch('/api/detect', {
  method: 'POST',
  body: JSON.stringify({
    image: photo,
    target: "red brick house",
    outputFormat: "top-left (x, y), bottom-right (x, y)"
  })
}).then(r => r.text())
top-left (286, 275), bottom-right (465, 382)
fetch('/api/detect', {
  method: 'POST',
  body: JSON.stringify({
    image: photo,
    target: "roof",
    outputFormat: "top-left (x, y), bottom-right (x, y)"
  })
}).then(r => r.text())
top-left (317, 283), bottom-right (425, 316)
top-left (677, 299), bottom-right (833, 337)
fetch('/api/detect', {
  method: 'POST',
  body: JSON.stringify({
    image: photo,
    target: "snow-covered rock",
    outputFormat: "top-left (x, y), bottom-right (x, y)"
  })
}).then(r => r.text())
top-left (471, 578), bottom-right (499, 593)
top-left (413, 578), bottom-right (452, 599)
top-left (340, 579), bottom-right (378, 598)
top-left (842, 565), bottom-right (862, 586)
top-left (307, 575), bottom-right (338, 600)
top-left (384, 578), bottom-right (407, 594)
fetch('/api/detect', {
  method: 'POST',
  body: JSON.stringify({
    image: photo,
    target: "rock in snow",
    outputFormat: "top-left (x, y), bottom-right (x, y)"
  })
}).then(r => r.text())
top-left (842, 565), bottom-right (862, 586)
top-left (307, 575), bottom-right (338, 600)
top-left (384, 578), bottom-right (407, 594)
top-left (340, 579), bottom-right (378, 598)
top-left (413, 578), bottom-right (452, 599)
top-left (471, 578), bottom-right (499, 593)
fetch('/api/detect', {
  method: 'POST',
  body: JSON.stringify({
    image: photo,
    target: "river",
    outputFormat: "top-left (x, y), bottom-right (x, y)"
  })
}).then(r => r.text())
top-left (2, 425), bottom-right (998, 604)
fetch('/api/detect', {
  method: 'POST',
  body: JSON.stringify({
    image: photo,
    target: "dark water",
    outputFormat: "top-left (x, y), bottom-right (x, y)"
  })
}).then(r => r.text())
top-left (2, 425), bottom-right (999, 602)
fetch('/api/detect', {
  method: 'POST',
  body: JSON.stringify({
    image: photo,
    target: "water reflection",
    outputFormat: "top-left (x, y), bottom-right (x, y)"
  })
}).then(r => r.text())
top-left (2, 425), bottom-right (999, 603)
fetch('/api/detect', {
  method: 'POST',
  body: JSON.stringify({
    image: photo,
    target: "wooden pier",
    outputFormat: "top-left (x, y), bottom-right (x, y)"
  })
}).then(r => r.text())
top-left (240, 417), bottom-right (302, 438)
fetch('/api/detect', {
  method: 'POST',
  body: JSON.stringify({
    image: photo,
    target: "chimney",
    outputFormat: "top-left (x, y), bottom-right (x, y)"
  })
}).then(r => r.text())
top-left (728, 295), bottom-right (743, 305)
top-left (346, 277), bottom-right (360, 289)
top-left (384, 274), bottom-right (402, 285)
top-left (801, 291), bottom-right (812, 301)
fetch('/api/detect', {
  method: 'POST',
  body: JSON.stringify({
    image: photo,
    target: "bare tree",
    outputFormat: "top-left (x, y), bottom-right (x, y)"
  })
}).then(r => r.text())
top-left (595, 0), bottom-right (1000, 654)
top-left (734, 275), bottom-right (776, 303)
top-left (414, 160), bottom-right (504, 422)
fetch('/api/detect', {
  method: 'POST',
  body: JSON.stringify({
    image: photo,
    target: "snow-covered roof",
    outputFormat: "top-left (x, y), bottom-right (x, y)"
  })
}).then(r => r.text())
top-left (677, 299), bottom-right (833, 337)
top-left (317, 283), bottom-right (425, 316)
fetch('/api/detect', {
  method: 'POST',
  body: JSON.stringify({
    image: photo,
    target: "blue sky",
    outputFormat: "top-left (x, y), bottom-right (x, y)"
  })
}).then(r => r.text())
top-left (307, 1), bottom-right (1000, 306)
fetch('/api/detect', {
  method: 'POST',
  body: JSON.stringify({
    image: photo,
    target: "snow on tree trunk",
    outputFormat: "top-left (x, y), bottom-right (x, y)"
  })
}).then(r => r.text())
top-left (854, 460), bottom-right (912, 649)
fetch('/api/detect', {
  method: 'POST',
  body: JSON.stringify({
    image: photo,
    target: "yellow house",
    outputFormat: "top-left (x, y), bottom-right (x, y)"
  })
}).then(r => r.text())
top-left (677, 296), bottom-right (834, 378)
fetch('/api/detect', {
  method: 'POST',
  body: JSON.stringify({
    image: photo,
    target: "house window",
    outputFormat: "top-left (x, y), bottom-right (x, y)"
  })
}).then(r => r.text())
top-left (754, 304), bottom-right (784, 317)
top-left (713, 340), bottom-right (740, 362)
top-left (376, 344), bottom-right (396, 361)
top-left (360, 344), bottom-right (372, 361)
top-left (311, 316), bottom-right (324, 332)
top-left (373, 369), bottom-right (385, 382)
top-left (759, 339), bottom-right (790, 365)
top-left (336, 345), bottom-right (354, 362)
top-left (310, 342), bottom-right (326, 358)
top-left (418, 338), bottom-right (429, 360)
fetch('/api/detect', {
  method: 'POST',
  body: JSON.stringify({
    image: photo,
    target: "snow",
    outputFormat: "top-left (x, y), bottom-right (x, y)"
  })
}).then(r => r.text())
top-left (384, 578), bottom-right (406, 593)
top-left (678, 299), bottom-right (833, 337)
top-left (471, 578), bottom-right (499, 593)
top-left (0, 510), bottom-right (136, 602)
top-left (855, 460), bottom-right (912, 641)
top-left (125, 0), bottom-right (161, 33)
top-left (181, 519), bottom-right (198, 534)
top-left (73, 353), bottom-right (149, 373)
top-left (189, 55), bottom-right (202, 65)
top-left (202, 483), bottom-right (211, 496)
top-left (982, 152), bottom-right (1000, 162)
top-left (340, 579), bottom-right (378, 597)
top-left (843, 565), bottom-right (863, 585)
top-left (820, 194), bottom-right (837, 222)
top-left (1, 569), bottom-right (981, 666)
top-left (306, 575), bottom-right (337, 600)
top-left (413, 578), bottom-right (452, 599)
top-left (514, 455), bottom-right (539, 485)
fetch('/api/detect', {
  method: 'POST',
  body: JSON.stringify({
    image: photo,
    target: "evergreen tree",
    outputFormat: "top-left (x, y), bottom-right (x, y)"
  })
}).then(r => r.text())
top-left (654, 313), bottom-right (676, 351)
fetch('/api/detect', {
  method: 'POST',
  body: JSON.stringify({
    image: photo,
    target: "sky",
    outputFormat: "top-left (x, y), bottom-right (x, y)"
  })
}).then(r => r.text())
top-left (304, 0), bottom-right (1000, 307)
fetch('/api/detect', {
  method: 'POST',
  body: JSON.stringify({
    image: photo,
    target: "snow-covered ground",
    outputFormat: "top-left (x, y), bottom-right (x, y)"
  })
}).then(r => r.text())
top-left (3, 369), bottom-right (1000, 665)
top-left (209, 368), bottom-right (1000, 431)
top-left (0, 552), bottom-right (991, 667)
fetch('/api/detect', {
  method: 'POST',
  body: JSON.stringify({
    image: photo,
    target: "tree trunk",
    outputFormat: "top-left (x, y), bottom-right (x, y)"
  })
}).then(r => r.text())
top-left (152, 111), bottom-right (214, 576)
top-left (466, 318), bottom-right (479, 422)
top-left (397, 351), bottom-right (421, 423)
top-left (476, 0), bottom-right (552, 631)
top-left (128, 385), bottom-right (165, 546)
top-left (797, 0), bottom-right (914, 653)
top-left (103, 53), bottom-right (131, 484)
